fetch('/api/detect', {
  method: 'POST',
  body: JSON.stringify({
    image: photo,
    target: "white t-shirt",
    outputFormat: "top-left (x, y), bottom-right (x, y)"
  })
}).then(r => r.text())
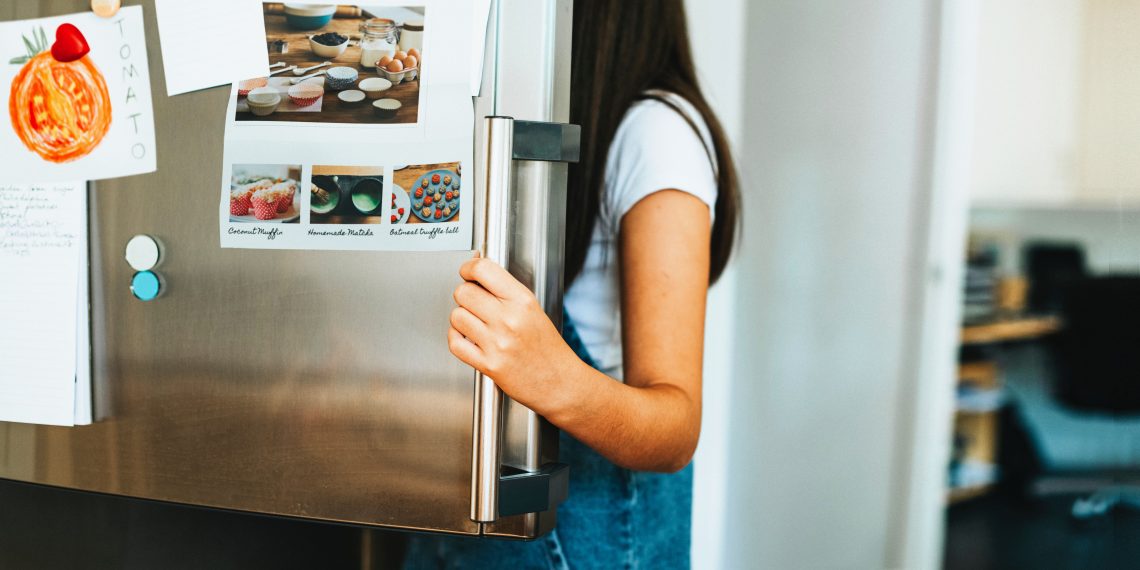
top-left (563, 92), bottom-right (718, 380)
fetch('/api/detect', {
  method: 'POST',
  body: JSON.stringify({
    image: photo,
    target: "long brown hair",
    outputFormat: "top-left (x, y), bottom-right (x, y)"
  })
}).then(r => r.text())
top-left (567, 0), bottom-right (740, 285)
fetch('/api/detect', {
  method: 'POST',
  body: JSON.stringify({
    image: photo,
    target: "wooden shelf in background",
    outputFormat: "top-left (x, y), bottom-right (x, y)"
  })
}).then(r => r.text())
top-left (947, 484), bottom-right (995, 505)
top-left (961, 316), bottom-right (1062, 346)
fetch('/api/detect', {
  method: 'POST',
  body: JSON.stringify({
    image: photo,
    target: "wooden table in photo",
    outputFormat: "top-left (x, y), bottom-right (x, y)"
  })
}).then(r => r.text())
top-left (392, 163), bottom-right (461, 225)
top-left (238, 13), bottom-right (420, 125)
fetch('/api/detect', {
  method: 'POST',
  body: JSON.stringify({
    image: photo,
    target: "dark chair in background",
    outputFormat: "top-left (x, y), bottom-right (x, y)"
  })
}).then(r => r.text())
top-left (1054, 276), bottom-right (1140, 412)
top-left (1051, 275), bottom-right (1140, 518)
top-left (1024, 243), bottom-right (1088, 314)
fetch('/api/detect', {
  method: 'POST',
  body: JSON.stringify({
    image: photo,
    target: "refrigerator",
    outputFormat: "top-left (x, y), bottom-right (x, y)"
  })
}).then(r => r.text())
top-left (0, 0), bottom-right (575, 541)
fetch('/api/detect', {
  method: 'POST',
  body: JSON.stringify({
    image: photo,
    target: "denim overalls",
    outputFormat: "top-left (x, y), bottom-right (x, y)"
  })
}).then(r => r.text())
top-left (403, 310), bottom-right (694, 569)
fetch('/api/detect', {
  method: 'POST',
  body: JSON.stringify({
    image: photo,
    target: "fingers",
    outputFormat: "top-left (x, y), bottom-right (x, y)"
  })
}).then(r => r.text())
top-left (453, 282), bottom-right (500, 321)
top-left (460, 257), bottom-right (530, 301)
top-left (450, 306), bottom-right (490, 347)
top-left (448, 326), bottom-right (485, 371)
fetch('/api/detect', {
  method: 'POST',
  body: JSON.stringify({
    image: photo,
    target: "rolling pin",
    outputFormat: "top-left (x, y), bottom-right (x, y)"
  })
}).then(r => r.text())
top-left (263, 4), bottom-right (363, 18)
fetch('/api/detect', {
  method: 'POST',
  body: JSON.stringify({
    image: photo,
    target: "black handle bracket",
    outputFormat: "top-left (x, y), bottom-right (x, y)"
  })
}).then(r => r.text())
top-left (511, 120), bottom-right (581, 163)
top-left (498, 462), bottom-right (570, 517)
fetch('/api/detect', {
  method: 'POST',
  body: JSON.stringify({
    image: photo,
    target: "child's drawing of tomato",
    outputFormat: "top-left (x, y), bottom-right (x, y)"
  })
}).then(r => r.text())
top-left (8, 23), bottom-right (111, 163)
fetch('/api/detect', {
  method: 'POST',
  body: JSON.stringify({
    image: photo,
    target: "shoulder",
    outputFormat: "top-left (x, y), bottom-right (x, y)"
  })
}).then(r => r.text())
top-left (602, 92), bottom-right (718, 227)
top-left (614, 92), bottom-right (715, 159)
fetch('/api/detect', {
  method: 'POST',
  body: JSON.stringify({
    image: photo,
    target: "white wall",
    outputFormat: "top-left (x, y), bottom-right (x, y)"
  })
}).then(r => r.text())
top-left (1076, 0), bottom-right (1140, 200)
top-left (683, 1), bottom-right (746, 569)
top-left (971, 207), bottom-right (1140, 276)
top-left (723, 1), bottom-right (949, 568)
top-left (971, 0), bottom-right (1140, 207)
top-left (970, 0), bottom-right (1085, 205)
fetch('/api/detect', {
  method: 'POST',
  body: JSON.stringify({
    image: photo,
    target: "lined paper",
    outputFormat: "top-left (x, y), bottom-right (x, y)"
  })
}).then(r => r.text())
top-left (0, 182), bottom-right (86, 426)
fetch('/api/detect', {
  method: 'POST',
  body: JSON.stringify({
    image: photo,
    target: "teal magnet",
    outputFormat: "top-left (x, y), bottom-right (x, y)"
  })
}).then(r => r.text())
top-left (130, 271), bottom-right (162, 301)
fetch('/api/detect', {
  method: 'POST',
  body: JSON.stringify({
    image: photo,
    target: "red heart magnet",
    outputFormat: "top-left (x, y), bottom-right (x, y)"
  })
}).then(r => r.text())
top-left (51, 23), bottom-right (90, 63)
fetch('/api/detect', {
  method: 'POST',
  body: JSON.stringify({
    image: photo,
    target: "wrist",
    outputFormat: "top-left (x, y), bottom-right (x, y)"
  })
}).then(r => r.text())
top-left (536, 347), bottom-right (594, 427)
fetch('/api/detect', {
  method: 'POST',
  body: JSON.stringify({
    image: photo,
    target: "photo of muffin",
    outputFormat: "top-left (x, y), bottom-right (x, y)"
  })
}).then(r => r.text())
top-left (229, 164), bottom-right (301, 224)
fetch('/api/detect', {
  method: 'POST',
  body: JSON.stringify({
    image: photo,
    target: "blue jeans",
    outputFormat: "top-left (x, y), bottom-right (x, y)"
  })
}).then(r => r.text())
top-left (403, 311), bottom-right (693, 569)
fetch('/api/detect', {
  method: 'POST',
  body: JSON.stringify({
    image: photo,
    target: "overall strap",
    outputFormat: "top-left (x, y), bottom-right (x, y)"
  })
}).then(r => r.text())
top-left (561, 307), bottom-right (600, 370)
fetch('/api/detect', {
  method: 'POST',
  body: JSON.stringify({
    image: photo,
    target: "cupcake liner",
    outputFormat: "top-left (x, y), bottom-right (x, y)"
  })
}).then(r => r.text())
top-left (288, 83), bottom-right (323, 107)
top-left (252, 196), bottom-right (278, 220)
top-left (275, 191), bottom-right (292, 213)
top-left (229, 196), bottom-right (247, 214)
top-left (230, 194), bottom-right (251, 215)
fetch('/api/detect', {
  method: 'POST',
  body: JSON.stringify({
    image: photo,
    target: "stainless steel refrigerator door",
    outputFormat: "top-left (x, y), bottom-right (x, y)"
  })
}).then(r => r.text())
top-left (0, 0), bottom-right (568, 538)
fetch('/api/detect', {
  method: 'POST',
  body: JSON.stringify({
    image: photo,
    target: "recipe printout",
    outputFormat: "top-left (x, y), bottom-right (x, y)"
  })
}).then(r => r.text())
top-left (0, 8), bottom-right (156, 184)
top-left (219, 1), bottom-right (474, 252)
top-left (0, 182), bottom-right (91, 427)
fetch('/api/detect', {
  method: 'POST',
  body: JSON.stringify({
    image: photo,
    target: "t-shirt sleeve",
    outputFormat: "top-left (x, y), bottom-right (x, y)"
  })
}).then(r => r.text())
top-left (603, 99), bottom-right (719, 227)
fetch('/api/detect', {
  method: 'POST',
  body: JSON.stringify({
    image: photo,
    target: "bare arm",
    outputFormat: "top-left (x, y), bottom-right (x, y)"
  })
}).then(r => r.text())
top-left (448, 190), bottom-right (710, 472)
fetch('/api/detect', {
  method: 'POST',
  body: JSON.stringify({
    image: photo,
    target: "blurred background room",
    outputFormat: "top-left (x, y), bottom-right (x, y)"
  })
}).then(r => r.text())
top-left (689, 0), bottom-right (1140, 568)
top-left (944, 0), bottom-right (1140, 568)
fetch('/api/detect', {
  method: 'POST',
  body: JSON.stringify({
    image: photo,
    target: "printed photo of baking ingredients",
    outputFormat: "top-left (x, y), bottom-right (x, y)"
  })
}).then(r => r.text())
top-left (310, 165), bottom-right (389, 224)
top-left (234, 4), bottom-right (424, 124)
top-left (229, 164), bottom-right (302, 223)
top-left (392, 162), bottom-right (460, 224)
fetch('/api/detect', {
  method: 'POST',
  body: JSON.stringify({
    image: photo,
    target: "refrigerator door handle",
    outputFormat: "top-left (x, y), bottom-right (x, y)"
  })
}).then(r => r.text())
top-left (471, 116), bottom-right (580, 524)
top-left (471, 116), bottom-right (515, 524)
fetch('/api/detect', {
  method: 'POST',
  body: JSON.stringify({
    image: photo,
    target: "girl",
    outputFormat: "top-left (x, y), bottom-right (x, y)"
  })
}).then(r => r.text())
top-left (406, 0), bottom-right (739, 567)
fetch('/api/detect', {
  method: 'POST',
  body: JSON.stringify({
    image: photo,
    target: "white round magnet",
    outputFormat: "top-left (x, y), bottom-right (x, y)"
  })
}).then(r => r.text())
top-left (125, 234), bottom-right (161, 271)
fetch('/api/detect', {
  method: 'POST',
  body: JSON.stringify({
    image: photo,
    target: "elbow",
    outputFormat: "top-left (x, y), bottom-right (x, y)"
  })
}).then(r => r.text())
top-left (657, 451), bottom-right (695, 474)
top-left (643, 387), bottom-right (702, 473)
top-left (637, 448), bottom-right (694, 474)
top-left (662, 439), bottom-right (698, 473)
top-left (640, 400), bottom-right (702, 473)
top-left (635, 435), bottom-right (699, 474)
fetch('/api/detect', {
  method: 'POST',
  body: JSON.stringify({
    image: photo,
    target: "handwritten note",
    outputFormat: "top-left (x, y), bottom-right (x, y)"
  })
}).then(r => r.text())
top-left (155, 0), bottom-right (269, 96)
top-left (0, 185), bottom-right (81, 256)
top-left (0, 182), bottom-right (88, 426)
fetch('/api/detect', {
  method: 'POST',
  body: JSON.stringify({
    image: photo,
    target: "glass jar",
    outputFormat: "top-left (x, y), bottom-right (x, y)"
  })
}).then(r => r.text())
top-left (359, 18), bottom-right (398, 69)
top-left (398, 19), bottom-right (424, 56)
